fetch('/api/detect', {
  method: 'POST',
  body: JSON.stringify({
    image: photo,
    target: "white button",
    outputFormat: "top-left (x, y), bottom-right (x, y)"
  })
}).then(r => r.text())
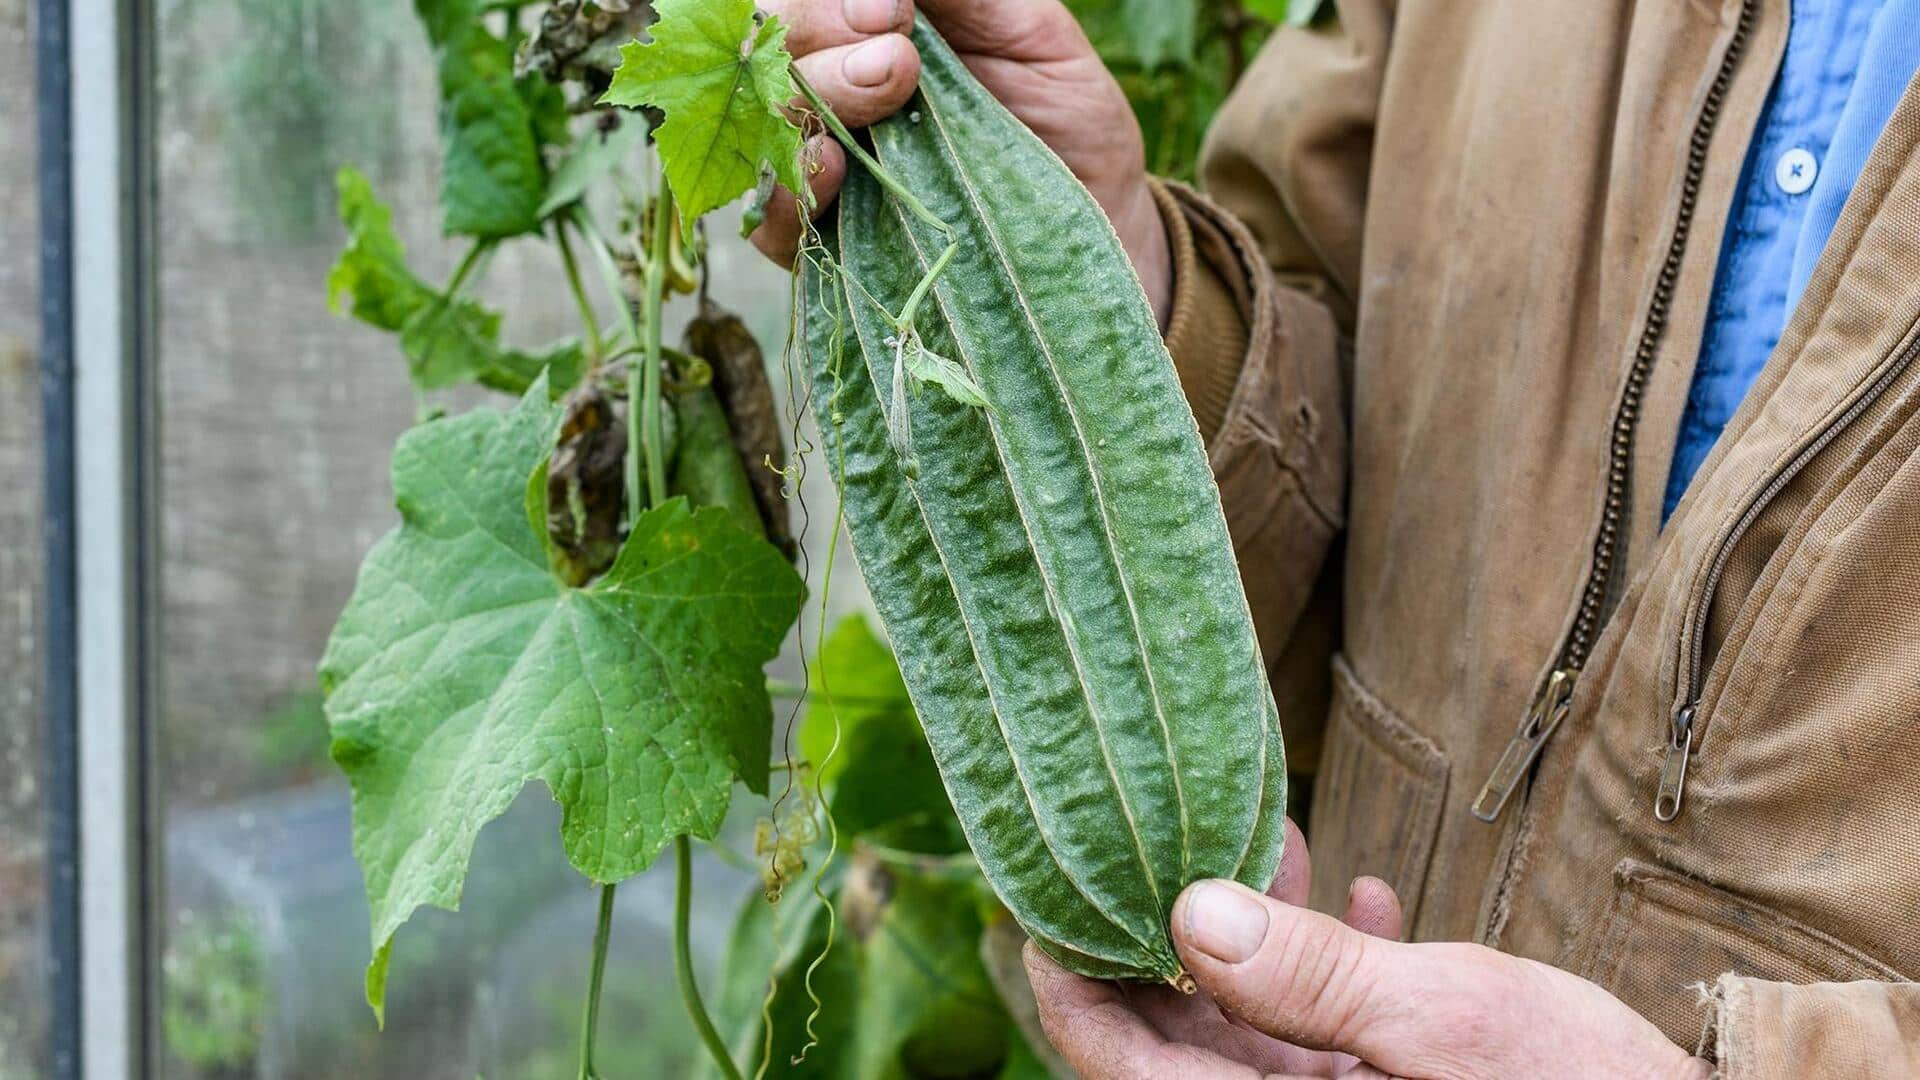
top-left (1775, 148), bottom-right (1818, 195)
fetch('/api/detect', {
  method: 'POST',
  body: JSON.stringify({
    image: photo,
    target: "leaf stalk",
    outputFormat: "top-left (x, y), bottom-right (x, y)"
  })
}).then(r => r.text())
top-left (576, 883), bottom-right (617, 1080)
top-left (555, 219), bottom-right (605, 367)
top-left (677, 836), bottom-right (742, 1080)
top-left (640, 180), bottom-right (673, 512)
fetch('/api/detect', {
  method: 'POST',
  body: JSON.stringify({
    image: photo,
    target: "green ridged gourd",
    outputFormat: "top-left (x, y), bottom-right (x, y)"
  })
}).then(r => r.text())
top-left (800, 18), bottom-right (1286, 985)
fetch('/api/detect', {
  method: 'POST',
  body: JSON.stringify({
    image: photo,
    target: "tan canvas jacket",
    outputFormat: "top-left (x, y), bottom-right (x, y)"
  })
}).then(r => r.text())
top-left (1155, 0), bottom-right (1920, 1074)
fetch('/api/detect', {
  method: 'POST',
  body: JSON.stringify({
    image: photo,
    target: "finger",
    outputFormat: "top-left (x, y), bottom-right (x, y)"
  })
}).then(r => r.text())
top-left (915, 0), bottom-right (1090, 62)
top-left (1023, 943), bottom-right (1167, 1080)
top-left (750, 135), bottom-right (846, 267)
top-left (1238, 875), bottom-right (1392, 1077)
top-left (1267, 817), bottom-right (1311, 907)
top-left (1172, 879), bottom-right (1416, 1059)
top-left (1128, 984), bottom-right (1344, 1078)
top-left (1342, 877), bottom-right (1403, 942)
top-left (760, 0), bottom-right (913, 58)
top-left (790, 33), bottom-right (921, 128)
top-left (1024, 943), bottom-right (1263, 1080)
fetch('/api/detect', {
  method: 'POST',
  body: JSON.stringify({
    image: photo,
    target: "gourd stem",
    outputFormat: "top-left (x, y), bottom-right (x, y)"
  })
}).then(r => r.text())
top-left (555, 219), bottom-right (605, 367)
top-left (792, 70), bottom-right (951, 240)
top-left (895, 240), bottom-right (957, 330)
top-left (677, 835), bottom-right (742, 1080)
top-left (576, 883), bottom-right (616, 1080)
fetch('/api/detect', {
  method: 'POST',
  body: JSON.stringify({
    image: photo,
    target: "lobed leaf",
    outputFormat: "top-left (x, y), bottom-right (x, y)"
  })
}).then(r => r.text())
top-left (328, 166), bottom-right (440, 331)
top-left (319, 379), bottom-right (806, 1020)
top-left (329, 168), bottom-right (584, 397)
top-left (600, 0), bottom-right (807, 233)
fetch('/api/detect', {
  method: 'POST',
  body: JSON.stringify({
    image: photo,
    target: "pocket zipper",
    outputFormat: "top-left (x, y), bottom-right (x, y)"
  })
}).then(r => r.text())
top-left (1658, 328), bottom-right (1920, 821)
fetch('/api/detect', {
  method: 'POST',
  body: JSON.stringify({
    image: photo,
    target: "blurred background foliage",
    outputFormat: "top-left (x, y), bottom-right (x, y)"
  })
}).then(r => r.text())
top-left (165, 0), bottom-right (413, 242)
top-left (1065, 0), bottom-right (1325, 179)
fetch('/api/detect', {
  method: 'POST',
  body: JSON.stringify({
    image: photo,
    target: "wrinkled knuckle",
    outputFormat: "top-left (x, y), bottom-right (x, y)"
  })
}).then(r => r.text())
top-left (1260, 915), bottom-right (1373, 1043)
top-left (1314, 932), bottom-right (1380, 1047)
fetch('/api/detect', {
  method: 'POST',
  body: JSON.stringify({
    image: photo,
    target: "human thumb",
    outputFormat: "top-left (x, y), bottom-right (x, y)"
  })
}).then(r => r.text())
top-left (1171, 878), bottom-right (1408, 1057)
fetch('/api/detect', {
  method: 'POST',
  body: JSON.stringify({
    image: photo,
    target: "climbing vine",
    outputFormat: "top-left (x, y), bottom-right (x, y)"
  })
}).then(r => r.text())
top-left (320, 1), bottom-right (1288, 1076)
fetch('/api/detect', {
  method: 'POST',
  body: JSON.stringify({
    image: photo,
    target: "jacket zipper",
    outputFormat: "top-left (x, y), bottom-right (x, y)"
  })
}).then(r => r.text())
top-left (1471, 0), bottom-right (1759, 824)
top-left (1657, 328), bottom-right (1920, 821)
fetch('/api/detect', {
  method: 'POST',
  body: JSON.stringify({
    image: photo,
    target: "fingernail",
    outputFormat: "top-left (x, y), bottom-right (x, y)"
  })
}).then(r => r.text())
top-left (843, 37), bottom-right (896, 87)
top-left (842, 0), bottom-right (898, 34)
top-left (1183, 881), bottom-right (1269, 964)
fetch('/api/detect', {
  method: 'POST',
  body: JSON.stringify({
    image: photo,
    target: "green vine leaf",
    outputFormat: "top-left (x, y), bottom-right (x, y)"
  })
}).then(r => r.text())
top-left (904, 342), bottom-right (991, 410)
top-left (803, 616), bottom-right (966, 854)
top-left (416, 0), bottom-right (550, 238)
top-left (319, 380), bottom-right (806, 1021)
top-left (477, 339), bottom-right (587, 398)
top-left (600, 0), bottom-right (807, 233)
top-left (329, 168), bottom-right (584, 397)
top-left (1122, 0), bottom-right (1195, 69)
top-left (705, 854), bottom-right (1018, 1079)
top-left (328, 166), bottom-right (440, 331)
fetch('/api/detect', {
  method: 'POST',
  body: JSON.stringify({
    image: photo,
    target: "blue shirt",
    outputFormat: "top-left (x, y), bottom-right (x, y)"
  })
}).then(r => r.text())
top-left (1663, 0), bottom-right (1920, 520)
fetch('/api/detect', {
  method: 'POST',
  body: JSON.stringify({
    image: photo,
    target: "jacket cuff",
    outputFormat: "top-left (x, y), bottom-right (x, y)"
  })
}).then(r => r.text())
top-left (1153, 178), bottom-right (1256, 444)
top-left (1702, 974), bottom-right (1920, 1079)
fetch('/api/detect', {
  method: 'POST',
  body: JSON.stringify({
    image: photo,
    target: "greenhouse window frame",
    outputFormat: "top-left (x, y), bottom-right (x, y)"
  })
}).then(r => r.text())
top-left (41, 0), bottom-right (163, 1075)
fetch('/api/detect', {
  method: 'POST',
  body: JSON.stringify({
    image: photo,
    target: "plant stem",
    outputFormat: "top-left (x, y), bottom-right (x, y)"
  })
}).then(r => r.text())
top-left (639, 181), bottom-right (673, 513)
top-left (555, 220), bottom-right (605, 367)
top-left (677, 836), bottom-right (741, 1080)
top-left (636, 161), bottom-right (738, 1080)
top-left (895, 240), bottom-right (956, 330)
top-left (444, 238), bottom-right (494, 299)
top-left (792, 69), bottom-right (962, 340)
top-left (576, 883), bottom-right (616, 1080)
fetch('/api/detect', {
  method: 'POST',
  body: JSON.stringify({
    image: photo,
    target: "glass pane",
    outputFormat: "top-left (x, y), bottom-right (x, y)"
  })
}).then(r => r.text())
top-left (0, 0), bottom-right (51, 1073)
top-left (152, 4), bottom-right (847, 1076)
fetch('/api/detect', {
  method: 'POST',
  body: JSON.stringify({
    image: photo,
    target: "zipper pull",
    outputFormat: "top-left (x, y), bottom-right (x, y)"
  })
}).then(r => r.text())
top-left (1654, 705), bottom-right (1696, 822)
top-left (1472, 667), bottom-right (1579, 822)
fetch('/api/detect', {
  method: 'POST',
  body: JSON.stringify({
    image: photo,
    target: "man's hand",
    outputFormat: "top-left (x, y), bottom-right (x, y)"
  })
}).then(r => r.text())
top-left (751, 0), bottom-right (1173, 324)
top-left (1027, 820), bottom-right (1713, 1079)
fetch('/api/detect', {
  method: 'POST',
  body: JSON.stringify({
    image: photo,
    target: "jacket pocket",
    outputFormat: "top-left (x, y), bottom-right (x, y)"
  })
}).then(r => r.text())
top-left (1581, 860), bottom-right (1905, 1048)
top-left (1305, 656), bottom-right (1448, 929)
